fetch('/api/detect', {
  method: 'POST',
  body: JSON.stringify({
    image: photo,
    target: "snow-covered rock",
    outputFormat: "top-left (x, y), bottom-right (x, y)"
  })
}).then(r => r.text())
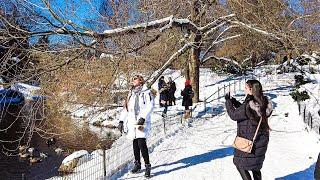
top-left (61, 150), bottom-right (89, 166)
top-left (59, 150), bottom-right (90, 173)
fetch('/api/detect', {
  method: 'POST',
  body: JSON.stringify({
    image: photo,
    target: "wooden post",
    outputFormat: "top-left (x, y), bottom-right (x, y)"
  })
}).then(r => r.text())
top-left (204, 96), bottom-right (206, 113)
top-left (218, 87), bottom-right (220, 102)
top-left (303, 107), bottom-right (306, 123)
top-left (103, 146), bottom-right (107, 177)
top-left (309, 62), bottom-right (311, 72)
top-left (163, 117), bottom-right (166, 135)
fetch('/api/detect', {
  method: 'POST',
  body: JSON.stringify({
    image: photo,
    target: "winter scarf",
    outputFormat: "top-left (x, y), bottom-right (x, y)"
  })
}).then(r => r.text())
top-left (132, 85), bottom-right (143, 120)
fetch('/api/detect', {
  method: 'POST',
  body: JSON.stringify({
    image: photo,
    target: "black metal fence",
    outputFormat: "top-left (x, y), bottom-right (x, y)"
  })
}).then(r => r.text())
top-left (298, 102), bottom-right (320, 135)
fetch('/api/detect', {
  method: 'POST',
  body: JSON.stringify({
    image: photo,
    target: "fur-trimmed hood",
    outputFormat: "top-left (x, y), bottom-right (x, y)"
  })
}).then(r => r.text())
top-left (248, 99), bottom-right (273, 117)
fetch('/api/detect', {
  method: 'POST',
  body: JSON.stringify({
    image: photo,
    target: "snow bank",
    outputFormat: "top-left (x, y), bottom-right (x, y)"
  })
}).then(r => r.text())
top-left (11, 83), bottom-right (43, 100)
top-left (62, 150), bottom-right (89, 166)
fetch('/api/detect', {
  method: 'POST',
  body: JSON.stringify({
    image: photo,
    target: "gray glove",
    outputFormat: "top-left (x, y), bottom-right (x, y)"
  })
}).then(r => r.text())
top-left (137, 118), bottom-right (145, 125)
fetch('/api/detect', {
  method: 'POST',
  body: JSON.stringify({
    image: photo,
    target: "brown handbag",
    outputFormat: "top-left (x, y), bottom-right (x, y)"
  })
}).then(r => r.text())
top-left (233, 117), bottom-right (262, 153)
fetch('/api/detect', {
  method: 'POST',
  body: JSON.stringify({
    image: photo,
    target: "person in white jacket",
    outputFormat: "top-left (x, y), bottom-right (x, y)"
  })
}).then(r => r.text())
top-left (118, 74), bottom-right (154, 178)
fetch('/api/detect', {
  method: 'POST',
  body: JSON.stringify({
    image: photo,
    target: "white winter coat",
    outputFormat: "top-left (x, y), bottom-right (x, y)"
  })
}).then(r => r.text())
top-left (119, 85), bottom-right (154, 140)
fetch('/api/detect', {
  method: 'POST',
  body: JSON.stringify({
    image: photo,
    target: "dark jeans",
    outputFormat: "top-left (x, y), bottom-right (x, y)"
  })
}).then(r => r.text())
top-left (237, 168), bottom-right (261, 180)
top-left (168, 93), bottom-right (175, 105)
top-left (184, 106), bottom-right (189, 110)
top-left (162, 103), bottom-right (168, 116)
top-left (133, 138), bottom-right (150, 164)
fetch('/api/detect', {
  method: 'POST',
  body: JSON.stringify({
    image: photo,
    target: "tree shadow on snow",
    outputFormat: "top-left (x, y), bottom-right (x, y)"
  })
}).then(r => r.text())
top-left (195, 107), bottom-right (214, 118)
top-left (151, 147), bottom-right (234, 177)
top-left (205, 76), bottom-right (242, 87)
top-left (275, 163), bottom-right (316, 180)
top-left (265, 85), bottom-right (294, 93)
top-left (195, 105), bottom-right (225, 118)
top-left (264, 93), bottom-right (277, 100)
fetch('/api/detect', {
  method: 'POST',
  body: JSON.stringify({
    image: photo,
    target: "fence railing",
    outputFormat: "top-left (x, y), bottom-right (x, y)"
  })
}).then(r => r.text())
top-left (203, 73), bottom-right (264, 111)
top-left (298, 101), bottom-right (320, 135)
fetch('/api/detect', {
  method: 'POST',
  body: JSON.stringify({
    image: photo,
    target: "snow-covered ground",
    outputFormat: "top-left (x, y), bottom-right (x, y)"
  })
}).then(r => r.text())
top-left (49, 68), bottom-right (320, 180)
top-left (113, 72), bottom-right (320, 180)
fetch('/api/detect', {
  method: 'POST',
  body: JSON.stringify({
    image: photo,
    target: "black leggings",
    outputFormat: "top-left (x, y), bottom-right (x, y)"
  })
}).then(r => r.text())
top-left (237, 168), bottom-right (261, 180)
top-left (133, 138), bottom-right (150, 164)
top-left (163, 104), bottom-right (168, 115)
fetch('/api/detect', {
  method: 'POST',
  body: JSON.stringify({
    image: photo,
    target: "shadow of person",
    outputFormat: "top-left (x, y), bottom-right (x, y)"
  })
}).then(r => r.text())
top-left (151, 147), bottom-right (234, 177)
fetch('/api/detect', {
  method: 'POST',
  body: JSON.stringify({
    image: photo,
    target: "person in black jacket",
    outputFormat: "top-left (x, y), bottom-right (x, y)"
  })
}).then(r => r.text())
top-left (225, 80), bottom-right (273, 180)
top-left (158, 76), bottom-right (169, 117)
top-left (181, 79), bottom-right (193, 119)
top-left (168, 77), bottom-right (176, 106)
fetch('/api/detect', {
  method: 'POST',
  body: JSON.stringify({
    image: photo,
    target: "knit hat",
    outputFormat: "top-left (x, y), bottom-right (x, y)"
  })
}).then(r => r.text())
top-left (185, 79), bottom-right (191, 86)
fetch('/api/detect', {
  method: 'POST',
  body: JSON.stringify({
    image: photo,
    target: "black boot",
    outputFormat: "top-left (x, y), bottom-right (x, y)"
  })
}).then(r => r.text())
top-left (145, 164), bottom-right (151, 178)
top-left (131, 161), bottom-right (141, 174)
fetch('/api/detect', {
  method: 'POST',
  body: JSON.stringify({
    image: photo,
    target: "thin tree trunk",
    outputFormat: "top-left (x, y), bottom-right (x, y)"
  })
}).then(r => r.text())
top-left (185, 63), bottom-right (190, 79)
top-left (185, 52), bottom-right (190, 79)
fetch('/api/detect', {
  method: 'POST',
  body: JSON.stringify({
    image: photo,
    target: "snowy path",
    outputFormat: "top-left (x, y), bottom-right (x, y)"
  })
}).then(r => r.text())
top-left (116, 78), bottom-right (320, 180)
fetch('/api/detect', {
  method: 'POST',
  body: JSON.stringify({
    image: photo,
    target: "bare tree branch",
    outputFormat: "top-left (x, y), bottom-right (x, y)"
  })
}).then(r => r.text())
top-left (147, 43), bottom-right (193, 86)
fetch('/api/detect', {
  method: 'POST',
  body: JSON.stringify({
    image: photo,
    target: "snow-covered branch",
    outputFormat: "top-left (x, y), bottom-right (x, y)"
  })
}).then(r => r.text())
top-left (202, 35), bottom-right (242, 61)
top-left (201, 55), bottom-right (241, 69)
top-left (147, 43), bottom-right (193, 86)
top-left (200, 14), bottom-right (236, 32)
top-left (202, 25), bottom-right (241, 60)
top-left (229, 20), bottom-right (282, 40)
top-left (241, 55), bottom-right (253, 65)
top-left (287, 13), bottom-right (320, 29)
top-left (24, 15), bottom-right (198, 38)
top-left (204, 22), bottom-right (227, 37)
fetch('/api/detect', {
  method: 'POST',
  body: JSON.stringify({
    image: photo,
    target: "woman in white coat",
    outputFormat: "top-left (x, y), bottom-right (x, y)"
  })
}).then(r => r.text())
top-left (118, 74), bottom-right (154, 178)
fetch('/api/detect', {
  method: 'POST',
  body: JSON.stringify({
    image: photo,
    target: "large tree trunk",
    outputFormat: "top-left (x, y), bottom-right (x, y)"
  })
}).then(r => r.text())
top-left (189, 33), bottom-right (201, 103)
top-left (185, 63), bottom-right (190, 80)
top-left (189, 0), bottom-right (201, 103)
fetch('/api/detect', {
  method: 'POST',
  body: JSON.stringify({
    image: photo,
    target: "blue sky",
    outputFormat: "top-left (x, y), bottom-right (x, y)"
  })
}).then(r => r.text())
top-left (10, 0), bottom-right (309, 45)
top-left (34, 0), bottom-right (305, 30)
top-left (25, 0), bottom-right (141, 44)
